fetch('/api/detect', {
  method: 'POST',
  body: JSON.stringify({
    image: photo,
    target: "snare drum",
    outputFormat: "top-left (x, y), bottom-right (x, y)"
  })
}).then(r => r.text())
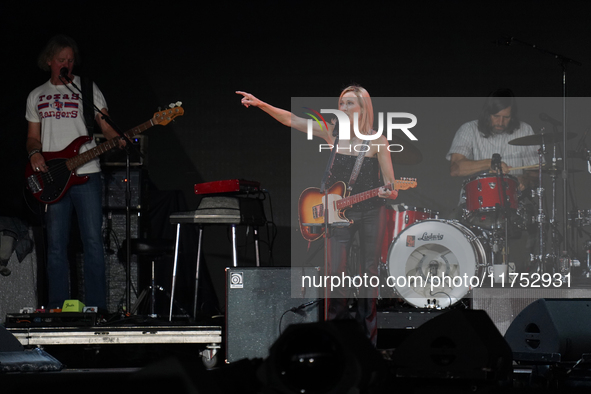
top-left (380, 205), bottom-right (438, 264)
top-left (462, 173), bottom-right (519, 229)
top-left (387, 219), bottom-right (487, 308)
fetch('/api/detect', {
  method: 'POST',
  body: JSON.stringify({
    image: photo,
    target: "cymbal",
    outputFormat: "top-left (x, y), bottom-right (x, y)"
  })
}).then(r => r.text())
top-left (508, 132), bottom-right (577, 146)
top-left (389, 134), bottom-right (423, 165)
top-left (540, 165), bottom-right (581, 175)
top-left (512, 163), bottom-right (581, 175)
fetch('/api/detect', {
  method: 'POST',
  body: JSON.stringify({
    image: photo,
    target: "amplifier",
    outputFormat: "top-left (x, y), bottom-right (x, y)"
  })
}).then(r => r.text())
top-left (102, 168), bottom-right (142, 209)
top-left (225, 267), bottom-right (321, 363)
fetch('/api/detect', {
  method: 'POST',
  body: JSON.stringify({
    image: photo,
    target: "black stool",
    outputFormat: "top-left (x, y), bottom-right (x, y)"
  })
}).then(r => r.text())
top-left (119, 238), bottom-right (175, 317)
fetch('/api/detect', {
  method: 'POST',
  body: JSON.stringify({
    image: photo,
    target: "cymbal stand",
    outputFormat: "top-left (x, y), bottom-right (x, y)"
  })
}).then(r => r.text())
top-left (545, 144), bottom-right (573, 278)
top-left (547, 157), bottom-right (563, 275)
top-left (503, 36), bottom-right (582, 261)
top-left (534, 146), bottom-right (547, 273)
top-left (493, 155), bottom-right (511, 268)
top-left (585, 240), bottom-right (591, 277)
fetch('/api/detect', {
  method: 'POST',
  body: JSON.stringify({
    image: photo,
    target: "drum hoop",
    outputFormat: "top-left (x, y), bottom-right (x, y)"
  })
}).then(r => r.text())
top-left (391, 204), bottom-right (435, 214)
top-left (463, 172), bottom-right (518, 186)
top-left (386, 219), bottom-right (485, 308)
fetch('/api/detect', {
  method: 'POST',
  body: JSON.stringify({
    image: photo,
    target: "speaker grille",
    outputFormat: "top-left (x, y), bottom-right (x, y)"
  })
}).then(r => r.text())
top-left (225, 267), bottom-right (321, 363)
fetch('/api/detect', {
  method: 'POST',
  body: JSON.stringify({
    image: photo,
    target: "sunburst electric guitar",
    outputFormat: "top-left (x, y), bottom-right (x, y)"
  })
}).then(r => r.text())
top-left (298, 178), bottom-right (417, 241)
top-left (25, 103), bottom-right (184, 204)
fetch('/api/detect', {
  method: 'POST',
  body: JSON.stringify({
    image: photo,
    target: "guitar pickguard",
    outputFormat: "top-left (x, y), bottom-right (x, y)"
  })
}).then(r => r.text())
top-left (323, 194), bottom-right (351, 226)
top-left (26, 158), bottom-right (85, 203)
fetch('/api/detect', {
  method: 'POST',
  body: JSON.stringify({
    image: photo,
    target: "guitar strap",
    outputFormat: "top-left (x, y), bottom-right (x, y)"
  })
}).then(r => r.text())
top-left (347, 140), bottom-right (370, 191)
top-left (81, 76), bottom-right (95, 138)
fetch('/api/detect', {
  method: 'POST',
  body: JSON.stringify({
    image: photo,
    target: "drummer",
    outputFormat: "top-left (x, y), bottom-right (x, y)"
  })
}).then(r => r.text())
top-left (446, 88), bottom-right (538, 191)
top-left (446, 89), bottom-right (539, 272)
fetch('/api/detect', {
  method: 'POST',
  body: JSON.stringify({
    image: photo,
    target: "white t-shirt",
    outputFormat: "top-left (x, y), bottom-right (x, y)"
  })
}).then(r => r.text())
top-left (446, 120), bottom-right (540, 175)
top-left (25, 76), bottom-right (108, 174)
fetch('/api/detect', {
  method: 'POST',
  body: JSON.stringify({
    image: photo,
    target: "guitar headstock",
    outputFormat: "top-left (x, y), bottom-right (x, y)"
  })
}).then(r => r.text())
top-left (394, 177), bottom-right (418, 190)
top-left (153, 101), bottom-right (184, 126)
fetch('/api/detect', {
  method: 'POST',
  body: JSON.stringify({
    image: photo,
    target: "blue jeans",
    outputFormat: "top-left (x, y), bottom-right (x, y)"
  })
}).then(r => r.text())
top-left (45, 173), bottom-right (106, 309)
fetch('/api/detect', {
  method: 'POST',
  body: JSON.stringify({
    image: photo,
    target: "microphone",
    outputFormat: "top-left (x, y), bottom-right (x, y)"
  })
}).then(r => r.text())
top-left (290, 299), bottom-right (321, 316)
top-left (491, 153), bottom-right (501, 171)
top-left (539, 113), bottom-right (562, 126)
top-left (59, 67), bottom-right (71, 82)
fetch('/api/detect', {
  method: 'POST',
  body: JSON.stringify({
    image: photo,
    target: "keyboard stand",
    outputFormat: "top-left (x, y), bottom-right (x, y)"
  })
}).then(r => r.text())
top-left (168, 196), bottom-right (266, 321)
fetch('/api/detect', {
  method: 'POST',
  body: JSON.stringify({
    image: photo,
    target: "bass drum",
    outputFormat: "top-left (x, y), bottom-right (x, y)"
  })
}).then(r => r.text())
top-left (387, 219), bottom-right (487, 309)
top-left (380, 204), bottom-right (439, 264)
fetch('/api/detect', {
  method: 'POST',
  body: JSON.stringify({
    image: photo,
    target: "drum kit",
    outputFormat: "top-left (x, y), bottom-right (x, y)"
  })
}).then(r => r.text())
top-left (381, 131), bottom-right (591, 310)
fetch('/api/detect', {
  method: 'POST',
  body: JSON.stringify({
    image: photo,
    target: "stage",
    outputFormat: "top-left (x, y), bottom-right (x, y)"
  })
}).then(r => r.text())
top-left (4, 304), bottom-right (591, 393)
top-left (3, 1), bottom-right (591, 392)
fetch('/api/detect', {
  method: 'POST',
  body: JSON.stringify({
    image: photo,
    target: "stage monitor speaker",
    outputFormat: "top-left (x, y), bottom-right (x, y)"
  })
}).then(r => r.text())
top-left (504, 298), bottom-right (591, 363)
top-left (225, 267), bottom-right (321, 363)
top-left (260, 320), bottom-right (385, 394)
top-left (391, 309), bottom-right (513, 381)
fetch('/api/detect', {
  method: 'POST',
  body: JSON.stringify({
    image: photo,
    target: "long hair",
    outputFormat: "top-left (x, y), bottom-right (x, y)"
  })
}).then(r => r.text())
top-left (477, 88), bottom-right (520, 138)
top-left (339, 85), bottom-right (374, 135)
top-left (37, 34), bottom-right (81, 72)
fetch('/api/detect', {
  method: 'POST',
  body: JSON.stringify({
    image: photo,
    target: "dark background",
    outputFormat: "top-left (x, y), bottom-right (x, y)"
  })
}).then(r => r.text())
top-left (2, 1), bottom-right (591, 309)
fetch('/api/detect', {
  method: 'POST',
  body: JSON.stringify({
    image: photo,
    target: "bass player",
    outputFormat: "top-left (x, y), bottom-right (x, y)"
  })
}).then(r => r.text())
top-left (25, 34), bottom-right (123, 312)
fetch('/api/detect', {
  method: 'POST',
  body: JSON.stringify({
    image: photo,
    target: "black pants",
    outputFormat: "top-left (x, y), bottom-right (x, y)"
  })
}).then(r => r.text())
top-left (327, 205), bottom-right (385, 346)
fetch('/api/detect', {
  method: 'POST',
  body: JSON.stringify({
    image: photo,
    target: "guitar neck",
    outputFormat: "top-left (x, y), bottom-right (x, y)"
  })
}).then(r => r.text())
top-left (335, 184), bottom-right (392, 210)
top-left (65, 119), bottom-right (154, 171)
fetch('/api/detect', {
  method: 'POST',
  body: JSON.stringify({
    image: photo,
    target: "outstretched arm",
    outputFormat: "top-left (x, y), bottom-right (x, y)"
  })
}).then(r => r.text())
top-left (236, 91), bottom-right (333, 141)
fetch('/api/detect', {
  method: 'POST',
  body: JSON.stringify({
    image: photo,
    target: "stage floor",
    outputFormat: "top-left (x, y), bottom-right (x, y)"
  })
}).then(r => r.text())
top-left (4, 314), bottom-right (223, 370)
top-left (7, 325), bottom-right (222, 346)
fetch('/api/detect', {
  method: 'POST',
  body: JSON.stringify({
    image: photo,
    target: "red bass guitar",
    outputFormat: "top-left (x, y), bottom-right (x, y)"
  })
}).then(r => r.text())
top-left (25, 104), bottom-right (184, 204)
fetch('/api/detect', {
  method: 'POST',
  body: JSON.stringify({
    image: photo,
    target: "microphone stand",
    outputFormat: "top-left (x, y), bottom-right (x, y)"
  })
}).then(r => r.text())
top-left (319, 126), bottom-right (339, 322)
top-left (535, 146), bottom-right (546, 274)
top-left (503, 37), bottom-right (582, 258)
top-left (60, 73), bottom-right (142, 314)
